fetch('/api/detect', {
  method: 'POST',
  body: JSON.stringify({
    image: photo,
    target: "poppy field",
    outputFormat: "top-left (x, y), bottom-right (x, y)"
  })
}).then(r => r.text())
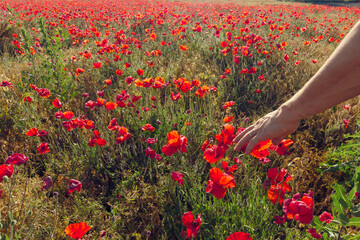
top-left (1, 0), bottom-right (360, 239)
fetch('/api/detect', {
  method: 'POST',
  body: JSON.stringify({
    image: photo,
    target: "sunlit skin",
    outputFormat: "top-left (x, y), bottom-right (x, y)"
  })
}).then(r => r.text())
top-left (234, 20), bottom-right (360, 154)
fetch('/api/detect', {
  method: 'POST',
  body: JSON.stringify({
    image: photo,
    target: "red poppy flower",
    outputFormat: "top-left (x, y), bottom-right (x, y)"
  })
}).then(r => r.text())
top-left (161, 131), bottom-right (187, 156)
top-left (206, 168), bottom-right (235, 199)
top-left (267, 167), bottom-right (292, 185)
top-left (0, 81), bottom-right (12, 87)
top-left (215, 124), bottom-right (235, 145)
top-left (26, 128), bottom-right (39, 136)
top-left (222, 161), bottom-right (238, 175)
top-left (319, 211), bottom-right (333, 223)
top-left (23, 96), bottom-right (32, 102)
top-left (179, 45), bottom-right (188, 51)
top-left (307, 228), bottom-right (321, 239)
top-left (283, 192), bottom-right (313, 224)
top-left (124, 62), bottom-right (131, 68)
top-left (116, 126), bottom-right (132, 144)
top-left (136, 69), bottom-right (144, 76)
top-left (203, 144), bottom-right (228, 163)
top-left (145, 147), bottom-right (156, 159)
top-left (268, 183), bottom-right (291, 205)
top-left (142, 124), bottom-right (155, 132)
top-left (38, 88), bottom-right (51, 98)
top-left (0, 164), bottom-right (14, 182)
top-left (222, 101), bottom-right (234, 109)
top-left (270, 139), bottom-right (293, 156)
top-left (250, 140), bottom-right (272, 159)
top-left (104, 79), bottom-right (112, 85)
top-left (115, 69), bottom-right (123, 76)
top-left (171, 92), bottom-right (182, 101)
top-left (75, 68), bottom-right (85, 74)
top-left (274, 215), bottom-right (287, 224)
top-left (223, 116), bottom-right (233, 123)
top-left (107, 118), bottom-right (118, 131)
top-left (63, 111), bottom-right (74, 120)
top-left (37, 142), bottom-right (50, 154)
top-left (171, 172), bottom-right (184, 185)
top-left (68, 179), bottom-right (82, 194)
top-left (226, 232), bottom-right (252, 240)
top-left (6, 153), bottom-right (29, 165)
top-left (65, 222), bottom-right (91, 239)
top-left (52, 99), bottom-right (61, 108)
top-left (93, 62), bottom-right (102, 68)
top-left (182, 212), bottom-right (201, 238)
top-left (105, 102), bottom-right (116, 110)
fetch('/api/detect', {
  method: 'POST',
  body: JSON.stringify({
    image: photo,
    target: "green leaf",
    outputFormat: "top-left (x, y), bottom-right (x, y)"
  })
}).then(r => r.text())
top-left (338, 213), bottom-right (349, 225)
top-left (333, 184), bottom-right (352, 209)
top-left (345, 217), bottom-right (360, 227)
top-left (346, 232), bottom-right (360, 240)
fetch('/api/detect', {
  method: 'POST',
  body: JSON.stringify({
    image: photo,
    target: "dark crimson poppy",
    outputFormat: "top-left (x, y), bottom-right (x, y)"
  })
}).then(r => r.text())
top-left (65, 222), bottom-right (91, 239)
top-left (68, 179), bottom-right (82, 194)
top-left (6, 153), bottom-right (29, 165)
top-left (161, 131), bottom-right (187, 156)
top-left (182, 212), bottom-right (201, 239)
top-left (145, 147), bottom-right (156, 159)
top-left (206, 168), bottom-right (235, 199)
top-left (171, 172), bottom-right (184, 185)
top-left (273, 215), bottom-right (287, 224)
top-left (222, 161), bottom-right (238, 175)
top-left (226, 232), bottom-right (253, 240)
top-left (307, 228), bottom-right (321, 239)
top-left (319, 211), bottom-right (333, 223)
top-left (41, 176), bottom-right (53, 190)
top-left (97, 90), bottom-right (104, 97)
top-left (0, 164), bottom-right (14, 182)
top-left (283, 192), bottom-right (313, 224)
top-left (52, 99), bottom-right (61, 108)
top-left (37, 142), bottom-right (50, 154)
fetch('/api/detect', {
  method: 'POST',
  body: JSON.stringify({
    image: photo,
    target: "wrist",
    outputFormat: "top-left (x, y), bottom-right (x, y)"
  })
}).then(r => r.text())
top-left (278, 102), bottom-right (304, 123)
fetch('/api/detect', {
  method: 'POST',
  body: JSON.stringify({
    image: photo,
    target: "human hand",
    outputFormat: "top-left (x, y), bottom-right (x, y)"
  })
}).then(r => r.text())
top-left (233, 105), bottom-right (301, 154)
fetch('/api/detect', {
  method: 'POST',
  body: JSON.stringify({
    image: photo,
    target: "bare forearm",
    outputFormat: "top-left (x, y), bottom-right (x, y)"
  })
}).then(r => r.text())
top-left (282, 20), bottom-right (360, 120)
